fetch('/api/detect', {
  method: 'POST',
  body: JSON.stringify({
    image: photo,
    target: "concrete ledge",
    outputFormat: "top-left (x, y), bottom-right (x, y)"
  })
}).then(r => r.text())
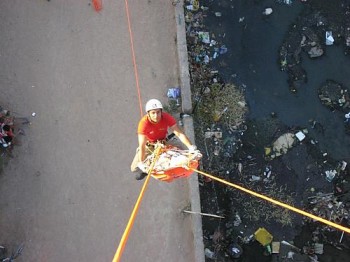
top-left (175, 1), bottom-right (205, 262)
top-left (182, 116), bottom-right (205, 262)
top-left (175, 0), bottom-right (193, 114)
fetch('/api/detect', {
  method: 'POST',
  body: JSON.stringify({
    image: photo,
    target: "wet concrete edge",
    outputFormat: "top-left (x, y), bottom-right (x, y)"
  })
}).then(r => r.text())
top-left (175, 1), bottom-right (205, 262)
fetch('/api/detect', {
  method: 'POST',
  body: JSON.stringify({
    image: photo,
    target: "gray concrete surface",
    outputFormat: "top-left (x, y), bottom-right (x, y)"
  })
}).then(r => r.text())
top-left (174, 2), bottom-right (205, 260)
top-left (175, 1), bottom-right (193, 115)
top-left (0, 1), bottom-right (203, 261)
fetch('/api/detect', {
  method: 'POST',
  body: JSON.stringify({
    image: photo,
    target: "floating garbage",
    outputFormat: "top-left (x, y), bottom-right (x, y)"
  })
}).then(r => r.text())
top-left (214, 12), bottom-right (222, 17)
top-left (219, 45), bottom-right (228, 54)
top-left (325, 31), bottom-right (334, 45)
top-left (346, 35), bottom-right (350, 47)
top-left (278, 0), bottom-right (293, 5)
top-left (340, 160), bottom-right (347, 170)
top-left (262, 8), bottom-right (273, 16)
top-left (325, 170), bottom-right (337, 182)
top-left (345, 113), bottom-right (350, 122)
top-left (295, 131), bottom-right (306, 141)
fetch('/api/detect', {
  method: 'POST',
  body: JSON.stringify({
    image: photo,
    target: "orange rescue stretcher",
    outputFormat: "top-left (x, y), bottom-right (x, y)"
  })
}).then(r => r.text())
top-left (143, 144), bottom-right (202, 182)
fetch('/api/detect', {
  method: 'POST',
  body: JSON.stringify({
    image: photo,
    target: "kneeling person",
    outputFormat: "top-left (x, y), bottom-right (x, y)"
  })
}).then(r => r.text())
top-left (131, 99), bottom-right (196, 180)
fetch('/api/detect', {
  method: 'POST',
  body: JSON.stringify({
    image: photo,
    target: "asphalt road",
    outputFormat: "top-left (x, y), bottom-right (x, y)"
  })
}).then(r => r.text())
top-left (0, 1), bottom-right (196, 261)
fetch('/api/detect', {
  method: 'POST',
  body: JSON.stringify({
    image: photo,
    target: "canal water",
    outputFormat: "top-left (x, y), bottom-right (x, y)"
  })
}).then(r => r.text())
top-left (197, 0), bottom-right (350, 260)
top-left (203, 0), bottom-right (350, 160)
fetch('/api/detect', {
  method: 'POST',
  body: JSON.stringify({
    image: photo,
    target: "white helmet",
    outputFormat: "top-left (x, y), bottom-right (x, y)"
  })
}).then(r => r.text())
top-left (145, 99), bottom-right (163, 112)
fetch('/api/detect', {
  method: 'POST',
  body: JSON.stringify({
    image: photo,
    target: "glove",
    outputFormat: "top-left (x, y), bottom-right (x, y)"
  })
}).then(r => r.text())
top-left (188, 145), bottom-right (197, 153)
top-left (137, 162), bottom-right (148, 173)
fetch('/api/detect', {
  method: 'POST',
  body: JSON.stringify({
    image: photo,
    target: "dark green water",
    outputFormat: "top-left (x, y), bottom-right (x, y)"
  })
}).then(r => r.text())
top-left (204, 0), bottom-right (350, 160)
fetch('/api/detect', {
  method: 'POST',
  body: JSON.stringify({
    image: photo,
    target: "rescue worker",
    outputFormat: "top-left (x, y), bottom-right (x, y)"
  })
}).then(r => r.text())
top-left (131, 99), bottom-right (197, 180)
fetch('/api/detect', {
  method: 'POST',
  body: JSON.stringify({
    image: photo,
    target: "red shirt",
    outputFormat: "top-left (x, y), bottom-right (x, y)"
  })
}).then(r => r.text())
top-left (138, 112), bottom-right (176, 142)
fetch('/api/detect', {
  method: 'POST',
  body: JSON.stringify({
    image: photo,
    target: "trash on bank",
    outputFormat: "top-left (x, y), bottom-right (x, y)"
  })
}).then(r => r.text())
top-left (308, 46), bottom-right (324, 58)
top-left (271, 242), bottom-right (280, 253)
top-left (318, 80), bottom-right (350, 112)
top-left (281, 240), bottom-right (302, 252)
top-left (186, 0), bottom-right (199, 11)
top-left (250, 175), bottom-right (261, 182)
top-left (213, 106), bottom-right (228, 122)
top-left (204, 55), bottom-right (210, 64)
top-left (233, 213), bottom-right (242, 226)
top-left (271, 133), bottom-right (296, 157)
top-left (167, 87), bottom-right (181, 99)
top-left (228, 243), bottom-right (243, 259)
top-left (204, 248), bottom-right (216, 259)
top-left (198, 31), bottom-right (210, 44)
top-left (254, 228), bottom-right (273, 246)
top-left (314, 243), bottom-right (324, 255)
top-left (204, 131), bottom-right (222, 139)
top-left (287, 251), bottom-right (295, 258)
top-left (263, 165), bottom-right (272, 179)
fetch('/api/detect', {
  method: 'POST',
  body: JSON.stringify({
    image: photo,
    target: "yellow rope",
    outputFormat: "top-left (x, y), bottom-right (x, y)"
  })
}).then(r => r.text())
top-left (112, 145), bottom-right (162, 262)
top-left (192, 168), bottom-right (350, 234)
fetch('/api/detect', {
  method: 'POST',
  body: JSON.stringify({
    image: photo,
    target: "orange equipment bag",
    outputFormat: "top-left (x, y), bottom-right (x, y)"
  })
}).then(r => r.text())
top-left (143, 144), bottom-right (202, 183)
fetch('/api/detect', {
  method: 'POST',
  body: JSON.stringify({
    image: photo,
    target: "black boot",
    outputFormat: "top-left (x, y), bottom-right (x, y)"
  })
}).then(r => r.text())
top-left (135, 171), bottom-right (148, 180)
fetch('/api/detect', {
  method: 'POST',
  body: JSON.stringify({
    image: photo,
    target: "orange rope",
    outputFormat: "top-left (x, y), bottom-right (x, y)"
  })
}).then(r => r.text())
top-left (112, 146), bottom-right (162, 262)
top-left (111, 1), bottom-right (149, 261)
top-left (192, 168), bottom-right (350, 234)
top-left (92, 0), bottom-right (102, 12)
top-left (124, 0), bottom-right (143, 117)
